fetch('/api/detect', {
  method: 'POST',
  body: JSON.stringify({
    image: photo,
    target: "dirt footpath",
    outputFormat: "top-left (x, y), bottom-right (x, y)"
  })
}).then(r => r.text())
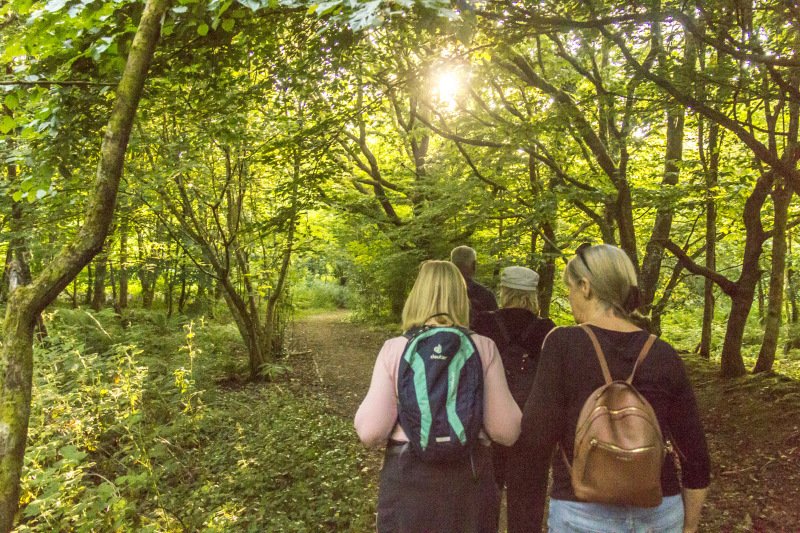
top-left (287, 310), bottom-right (393, 417)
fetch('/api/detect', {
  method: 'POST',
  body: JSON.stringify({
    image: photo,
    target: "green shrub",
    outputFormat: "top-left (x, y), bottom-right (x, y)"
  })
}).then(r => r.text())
top-left (293, 279), bottom-right (355, 312)
top-left (19, 313), bottom-right (375, 532)
top-left (147, 387), bottom-right (375, 532)
top-left (20, 332), bottom-right (149, 532)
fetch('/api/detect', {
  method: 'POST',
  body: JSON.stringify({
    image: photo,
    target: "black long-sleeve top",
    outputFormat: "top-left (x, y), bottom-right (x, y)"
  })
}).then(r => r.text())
top-left (521, 325), bottom-right (711, 531)
top-left (472, 308), bottom-right (556, 367)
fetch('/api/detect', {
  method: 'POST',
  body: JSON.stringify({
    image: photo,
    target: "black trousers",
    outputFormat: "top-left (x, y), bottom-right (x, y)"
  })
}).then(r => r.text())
top-left (376, 443), bottom-right (500, 533)
top-left (492, 440), bottom-right (539, 533)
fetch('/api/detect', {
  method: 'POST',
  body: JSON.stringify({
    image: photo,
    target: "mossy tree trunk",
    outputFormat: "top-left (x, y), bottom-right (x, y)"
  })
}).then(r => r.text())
top-left (754, 184), bottom-right (792, 373)
top-left (0, 1), bottom-right (167, 529)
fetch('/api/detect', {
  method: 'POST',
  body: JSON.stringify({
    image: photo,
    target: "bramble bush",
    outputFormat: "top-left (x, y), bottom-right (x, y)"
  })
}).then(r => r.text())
top-left (18, 309), bottom-right (375, 532)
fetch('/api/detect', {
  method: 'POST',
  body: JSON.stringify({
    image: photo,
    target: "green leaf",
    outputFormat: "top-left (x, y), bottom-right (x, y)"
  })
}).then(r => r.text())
top-left (238, 0), bottom-right (262, 10)
top-left (219, 0), bottom-right (234, 16)
top-left (44, 0), bottom-right (68, 12)
top-left (222, 18), bottom-right (235, 31)
top-left (0, 115), bottom-right (15, 134)
top-left (59, 445), bottom-right (87, 463)
top-left (23, 499), bottom-right (42, 518)
top-left (11, 191), bottom-right (22, 202)
top-left (316, 1), bottom-right (342, 15)
top-left (4, 94), bottom-right (19, 109)
top-left (197, 23), bottom-right (209, 36)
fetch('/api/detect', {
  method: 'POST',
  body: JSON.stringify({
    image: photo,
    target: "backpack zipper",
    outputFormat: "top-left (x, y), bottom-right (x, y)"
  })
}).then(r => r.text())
top-left (589, 438), bottom-right (659, 454)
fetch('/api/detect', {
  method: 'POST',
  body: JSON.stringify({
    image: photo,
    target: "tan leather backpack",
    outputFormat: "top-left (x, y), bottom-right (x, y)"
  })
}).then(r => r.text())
top-left (563, 325), bottom-right (670, 508)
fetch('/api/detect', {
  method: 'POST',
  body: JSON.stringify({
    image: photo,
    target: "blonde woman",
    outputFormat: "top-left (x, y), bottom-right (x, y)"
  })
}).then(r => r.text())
top-left (472, 266), bottom-right (556, 533)
top-left (355, 260), bottom-right (521, 532)
top-left (521, 244), bottom-right (710, 532)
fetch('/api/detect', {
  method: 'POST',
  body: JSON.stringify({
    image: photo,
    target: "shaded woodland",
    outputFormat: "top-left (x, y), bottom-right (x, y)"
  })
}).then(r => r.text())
top-left (1, 0), bottom-right (800, 530)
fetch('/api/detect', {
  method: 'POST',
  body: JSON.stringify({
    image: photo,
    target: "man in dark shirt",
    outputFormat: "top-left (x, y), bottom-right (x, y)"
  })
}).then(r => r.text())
top-left (450, 246), bottom-right (498, 326)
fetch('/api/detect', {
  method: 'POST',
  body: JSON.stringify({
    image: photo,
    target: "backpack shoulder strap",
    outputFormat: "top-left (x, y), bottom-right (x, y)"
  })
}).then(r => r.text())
top-left (580, 324), bottom-right (612, 385)
top-left (492, 312), bottom-right (512, 347)
top-left (626, 334), bottom-right (658, 384)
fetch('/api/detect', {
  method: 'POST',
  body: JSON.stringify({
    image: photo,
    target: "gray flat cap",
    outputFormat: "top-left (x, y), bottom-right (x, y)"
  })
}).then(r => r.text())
top-left (500, 266), bottom-right (539, 291)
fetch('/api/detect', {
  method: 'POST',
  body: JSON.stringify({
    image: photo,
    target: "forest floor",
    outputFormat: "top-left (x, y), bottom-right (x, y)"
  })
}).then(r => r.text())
top-left (287, 310), bottom-right (800, 532)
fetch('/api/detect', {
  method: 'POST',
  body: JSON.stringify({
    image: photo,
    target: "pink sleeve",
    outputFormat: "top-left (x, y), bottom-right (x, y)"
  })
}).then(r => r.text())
top-left (474, 334), bottom-right (522, 446)
top-left (354, 338), bottom-right (405, 447)
top-left (354, 334), bottom-right (520, 448)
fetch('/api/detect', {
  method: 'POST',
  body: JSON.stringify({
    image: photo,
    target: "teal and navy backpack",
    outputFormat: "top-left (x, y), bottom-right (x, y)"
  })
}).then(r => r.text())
top-left (397, 321), bottom-right (484, 462)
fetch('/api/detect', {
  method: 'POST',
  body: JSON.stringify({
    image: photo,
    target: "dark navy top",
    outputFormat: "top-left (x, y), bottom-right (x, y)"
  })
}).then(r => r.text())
top-left (466, 277), bottom-right (498, 328)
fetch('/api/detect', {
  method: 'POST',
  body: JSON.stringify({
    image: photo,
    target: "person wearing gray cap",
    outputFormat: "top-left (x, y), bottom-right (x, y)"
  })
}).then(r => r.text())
top-left (472, 265), bottom-right (556, 533)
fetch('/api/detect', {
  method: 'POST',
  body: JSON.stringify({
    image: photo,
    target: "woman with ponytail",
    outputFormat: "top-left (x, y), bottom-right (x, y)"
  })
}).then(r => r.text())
top-left (520, 244), bottom-right (711, 533)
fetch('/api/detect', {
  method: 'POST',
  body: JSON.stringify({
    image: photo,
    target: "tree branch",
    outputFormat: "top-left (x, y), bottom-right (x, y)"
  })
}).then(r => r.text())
top-left (660, 239), bottom-right (737, 295)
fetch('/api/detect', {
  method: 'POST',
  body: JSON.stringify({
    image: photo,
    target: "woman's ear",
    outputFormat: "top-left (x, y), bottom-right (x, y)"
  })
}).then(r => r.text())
top-left (580, 279), bottom-right (592, 299)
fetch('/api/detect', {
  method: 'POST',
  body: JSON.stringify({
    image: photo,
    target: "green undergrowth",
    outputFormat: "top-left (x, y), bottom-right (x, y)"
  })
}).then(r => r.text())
top-left (18, 308), bottom-right (374, 532)
top-left (661, 305), bottom-right (800, 381)
top-left (292, 279), bottom-right (354, 315)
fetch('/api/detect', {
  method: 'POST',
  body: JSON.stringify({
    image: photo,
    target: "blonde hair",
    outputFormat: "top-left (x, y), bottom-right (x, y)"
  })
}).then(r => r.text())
top-left (499, 286), bottom-right (539, 314)
top-left (563, 244), bottom-right (638, 317)
top-left (402, 261), bottom-right (469, 332)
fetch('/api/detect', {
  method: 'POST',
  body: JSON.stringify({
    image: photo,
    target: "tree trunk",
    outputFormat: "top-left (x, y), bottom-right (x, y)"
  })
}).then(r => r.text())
top-left (0, 248), bottom-right (12, 304)
top-left (755, 185), bottom-right (792, 372)
top-left (178, 252), bottom-right (188, 314)
top-left (108, 260), bottom-right (122, 317)
top-left (720, 287), bottom-right (756, 377)
top-left (119, 219), bottom-right (129, 309)
top-left (641, 106), bottom-right (684, 309)
top-left (789, 266), bottom-right (799, 325)
top-left (71, 277), bottom-right (78, 309)
top-left (0, 1), bottom-right (167, 529)
top-left (538, 222), bottom-right (556, 318)
top-left (137, 228), bottom-right (160, 310)
top-left (219, 277), bottom-right (267, 379)
top-left (699, 122), bottom-right (720, 359)
top-left (91, 250), bottom-right (108, 311)
top-left (263, 217), bottom-right (296, 367)
top-left (718, 172), bottom-right (774, 377)
top-left (164, 263), bottom-right (174, 318)
top-left (84, 263), bottom-right (93, 305)
top-left (614, 168), bottom-right (640, 276)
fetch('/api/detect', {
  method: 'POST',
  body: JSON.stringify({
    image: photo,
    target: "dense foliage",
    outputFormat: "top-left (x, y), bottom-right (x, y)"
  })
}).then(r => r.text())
top-left (19, 308), bottom-right (373, 531)
top-left (2, 0), bottom-right (800, 528)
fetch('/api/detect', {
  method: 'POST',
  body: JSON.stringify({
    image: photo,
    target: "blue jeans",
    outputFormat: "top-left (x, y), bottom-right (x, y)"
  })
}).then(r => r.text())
top-left (548, 495), bottom-right (684, 533)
